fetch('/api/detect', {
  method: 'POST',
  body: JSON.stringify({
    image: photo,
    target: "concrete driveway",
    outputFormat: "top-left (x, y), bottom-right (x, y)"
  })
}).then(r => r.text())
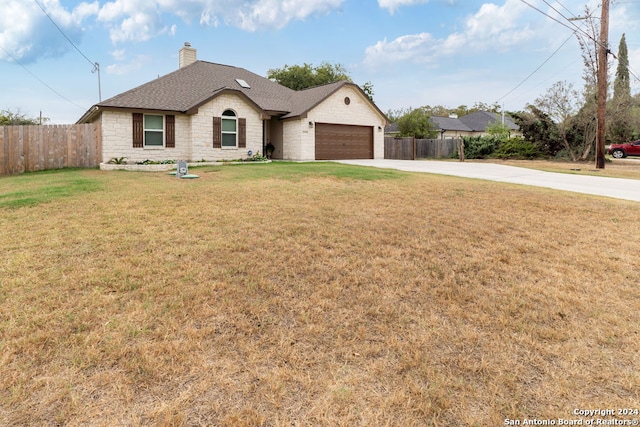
top-left (335, 159), bottom-right (640, 202)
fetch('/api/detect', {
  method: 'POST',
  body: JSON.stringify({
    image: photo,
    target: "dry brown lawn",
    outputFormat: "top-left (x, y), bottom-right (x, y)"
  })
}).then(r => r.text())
top-left (1, 162), bottom-right (639, 426)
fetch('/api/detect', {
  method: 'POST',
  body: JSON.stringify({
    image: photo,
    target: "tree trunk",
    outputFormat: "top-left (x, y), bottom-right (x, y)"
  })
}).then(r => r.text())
top-left (560, 130), bottom-right (578, 162)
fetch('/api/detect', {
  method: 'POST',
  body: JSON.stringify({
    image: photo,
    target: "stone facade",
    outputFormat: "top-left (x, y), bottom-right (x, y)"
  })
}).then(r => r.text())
top-left (190, 93), bottom-right (263, 161)
top-left (282, 86), bottom-right (387, 161)
top-left (100, 93), bottom-right (264, 164)
top-left (98, 84), bottom-right (386, 163)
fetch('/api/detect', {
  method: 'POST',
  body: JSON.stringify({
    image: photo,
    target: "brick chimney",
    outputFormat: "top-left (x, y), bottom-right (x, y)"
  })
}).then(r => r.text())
top-left (179, 42), bottom-right (197, 69)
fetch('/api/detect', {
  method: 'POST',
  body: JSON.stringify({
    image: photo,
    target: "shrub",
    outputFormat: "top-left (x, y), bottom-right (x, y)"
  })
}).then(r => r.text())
top-left (492, 138), bottom-right (542, 159)
top-left (243, 152), bottom-right (268, 162)
top-left (135, 159), bottom-right (176, 165)
top-left (459, 135), bottom-right (502, 159)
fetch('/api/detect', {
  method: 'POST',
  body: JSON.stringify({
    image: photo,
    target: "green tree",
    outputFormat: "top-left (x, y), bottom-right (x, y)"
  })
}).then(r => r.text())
top-left (420, 105), bottom-right (451, 117)
top-left (397, 108), bottom-right (438, 139)
top-left (470, 101), bottom-right (501, 114)
top-left (267, 62), bottom-right (374, 100)
top-left (385, 107), bottom-right (412, 122)
top-left (609, 34), bottom-right (633, 144)
top-left (534, 81), bottom-right (580, 161)
top-left (485, 114), bottom-right (511, 139)
top-left (633, 93), bottom-right (640, 140)
top-left (361, 81), bottom-right (374, 101)
top-left (614, 34), bottom-right (631, 100)
top-left (511, 106), bottom-right (562, 157)
top-left (0, 109), bottom-right (46, 125)
top-left (571, 5), bottom-right (600, 159)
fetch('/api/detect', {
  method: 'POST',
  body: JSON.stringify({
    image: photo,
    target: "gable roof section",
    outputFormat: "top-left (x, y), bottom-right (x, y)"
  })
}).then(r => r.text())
top-left (282, 81), bottom-right (388, 123)
top-left (77, 61), bottom-right (388, 124)
top-left (458, 111), bottom-right (518, 131)
top-left (78, 61), bottom-right (295, 123)
top-left (430, 116), bottom-right (472, 132)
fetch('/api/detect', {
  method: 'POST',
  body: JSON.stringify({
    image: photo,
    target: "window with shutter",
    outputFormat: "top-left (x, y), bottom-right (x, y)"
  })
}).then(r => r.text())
top-left (143, 115), bottom-right (164, 147)
top-left (221, 110), bottom-right (237, 148)
top-left (214, 110), bottom-right (246, 149)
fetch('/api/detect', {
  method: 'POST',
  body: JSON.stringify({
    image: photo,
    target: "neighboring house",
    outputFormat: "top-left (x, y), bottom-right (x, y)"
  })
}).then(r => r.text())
top-left (78, 43), bottom-right (389, 162)
top-left (457, 111), bottom-right (520, 137)
top-left (385, 111), bottom-right (521, 139)
top-left (429, 115), bottom-right (473, 139)
top-left (384, 122), bottom-right (400, 137)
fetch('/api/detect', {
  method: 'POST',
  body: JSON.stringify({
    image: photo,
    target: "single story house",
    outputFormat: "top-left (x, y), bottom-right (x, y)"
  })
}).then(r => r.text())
top-left (385, 111), bottom-right (521, 139)
top-left (78, 43), bottom-right (389, 162)
top-left (431, 112), bottom-right (521, 139)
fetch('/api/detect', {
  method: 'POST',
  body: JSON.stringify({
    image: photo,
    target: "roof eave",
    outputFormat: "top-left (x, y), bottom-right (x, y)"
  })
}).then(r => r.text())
top-left (292, 81), bottom-right (390, 124)
top-left (188, 88), bottom-right (270, 119)
top-left (76, 105), bottom-right (100, 124)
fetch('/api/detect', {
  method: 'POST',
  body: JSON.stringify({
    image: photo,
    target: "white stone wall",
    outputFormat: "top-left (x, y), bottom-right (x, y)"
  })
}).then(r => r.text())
top-left (282, 85), bottom-right (388, 161)
top-left (101, 111), bottom-right (191, 163)
top-left (100, 93), bottom-right (264, 163)
top-left (311, 86), bottom-right (386, 159)
top-left (191, 93), bottom-right (264, 161)
top-left (282, 119), bottom-right (303, 161)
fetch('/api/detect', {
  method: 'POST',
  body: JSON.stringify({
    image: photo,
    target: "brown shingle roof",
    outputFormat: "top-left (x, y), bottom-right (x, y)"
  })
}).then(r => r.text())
top-left (78, 60), bottom-right (388, 124)
top-left (80, 61), bottom-right (295, 120)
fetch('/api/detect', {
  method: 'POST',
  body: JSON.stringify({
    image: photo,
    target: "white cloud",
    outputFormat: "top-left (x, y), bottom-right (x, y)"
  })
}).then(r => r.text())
top-left (234, 0), bottom-right (344, 31)
top-left (364, 33), bottom-right (437, 67)
top-left (1, 0), bottom-right (346, 62)
top-left (110, 49), bottom-right (126, 61)
top-left (378, 0), bottom-right (429, 15)
top-left (96, 0), bottom-right (344, 42)
top-left (0, 0), bottom-right (98, 63)
top-left (365, 0), bottom-right (534, 67)
top-left (105, 54), bottom-right (151, 75)
top-left (199, 9), bottom-right (219, 27)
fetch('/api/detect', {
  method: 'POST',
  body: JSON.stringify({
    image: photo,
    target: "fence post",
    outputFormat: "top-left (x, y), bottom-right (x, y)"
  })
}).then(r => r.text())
top-left (412, 137), bottom-right (416, 160)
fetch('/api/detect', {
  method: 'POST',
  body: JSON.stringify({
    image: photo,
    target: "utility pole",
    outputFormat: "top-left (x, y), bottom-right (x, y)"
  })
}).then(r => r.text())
top-left (92, 62), bottom-right (102, 102)
top-left (595, 0), bottom-right (610, 169)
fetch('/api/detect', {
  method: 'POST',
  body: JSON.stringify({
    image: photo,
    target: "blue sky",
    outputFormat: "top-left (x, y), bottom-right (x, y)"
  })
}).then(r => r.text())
top-left (1, 0), bottom-right (639, 123)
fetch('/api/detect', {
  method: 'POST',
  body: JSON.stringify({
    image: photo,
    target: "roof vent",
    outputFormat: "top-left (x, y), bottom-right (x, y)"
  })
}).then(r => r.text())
top-left (179, 42), bottom-right (197, 69)
top-left (235, 78), bottom-right (251, 89)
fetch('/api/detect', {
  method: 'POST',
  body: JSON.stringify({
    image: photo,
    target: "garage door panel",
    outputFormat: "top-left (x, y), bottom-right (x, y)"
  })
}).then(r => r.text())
top-left (315, 123), bottom-right (373, 160)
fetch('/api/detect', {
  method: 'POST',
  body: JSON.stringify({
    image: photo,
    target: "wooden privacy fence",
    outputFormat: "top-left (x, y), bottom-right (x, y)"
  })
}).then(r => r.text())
top-left (385, 137), bottom-right (458, 160)
top-left (0, 123), bottom-right (102, 176)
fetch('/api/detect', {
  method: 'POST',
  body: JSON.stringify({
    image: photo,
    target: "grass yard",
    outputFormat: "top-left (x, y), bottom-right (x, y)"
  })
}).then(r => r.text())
top-left (1, 163), bottom-right (639, 426)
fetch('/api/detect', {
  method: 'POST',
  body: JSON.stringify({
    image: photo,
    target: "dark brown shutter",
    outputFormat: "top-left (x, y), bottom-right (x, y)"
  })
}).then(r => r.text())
top-left (165, 115), bottom-right (175, 148)
top-left (133, 113), bottom-right (143, 148)
top-left (213, 116), bottom-right (221, 148)
top-left (238, 118), bottom-right (246, 148)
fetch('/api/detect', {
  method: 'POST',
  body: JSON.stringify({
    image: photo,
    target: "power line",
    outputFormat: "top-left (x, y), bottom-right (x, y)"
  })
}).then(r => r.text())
top-left (496, 32), bottom-right (575, 104)
top-left (33, 0), bottom-right (101, 101)
top-left (0, 43), bottom-right (86, 111)
top-left (32, 0), bottom-right (94, 68)
top-left (519, 0), bottom-right (600, 47)
top-left (519, 0), bottom-right (639, 82)
top-left (553, 0), bottom-right (579, 19)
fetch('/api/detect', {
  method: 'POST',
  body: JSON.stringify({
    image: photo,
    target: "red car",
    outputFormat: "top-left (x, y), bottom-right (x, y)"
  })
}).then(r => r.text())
top-left (609, 140), bottom-right (640, 158)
